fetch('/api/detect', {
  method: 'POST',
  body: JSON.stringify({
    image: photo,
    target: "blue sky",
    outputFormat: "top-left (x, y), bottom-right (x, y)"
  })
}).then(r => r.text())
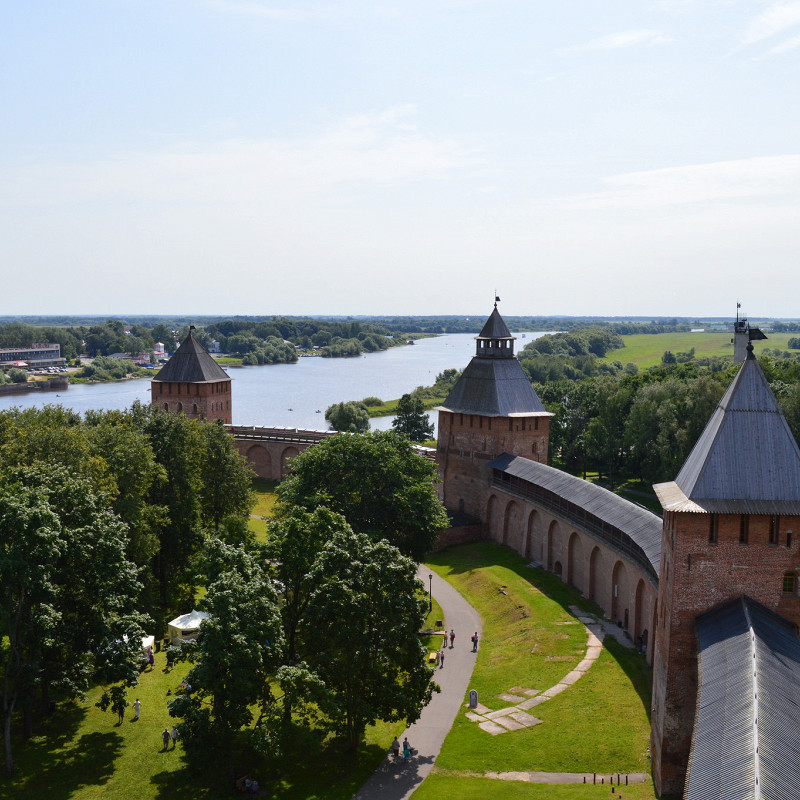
top-left (3, 1), bottom-right (800, 317)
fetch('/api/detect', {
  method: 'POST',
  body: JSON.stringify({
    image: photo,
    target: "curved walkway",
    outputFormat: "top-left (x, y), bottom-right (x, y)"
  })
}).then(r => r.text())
top-left (352, 566), bottom-right (481, 800)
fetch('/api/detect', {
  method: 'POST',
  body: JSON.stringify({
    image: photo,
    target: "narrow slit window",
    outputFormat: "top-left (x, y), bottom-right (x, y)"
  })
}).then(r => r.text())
top-left (709, 514), bottom-right (719, 545)
top-left (740, 515), bottom-right (749, 545)
top-left (770, 515), bottom-right (781, 545)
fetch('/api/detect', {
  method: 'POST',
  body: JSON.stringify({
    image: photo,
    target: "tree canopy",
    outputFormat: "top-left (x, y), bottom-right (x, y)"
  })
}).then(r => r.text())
top-left (277, 431), bottom-right (449, 560)
top-left (324, 401), bottom-right (370, 434)
top-left (0, 464), bottom-right (147, 773)
top-left (391, 393), bottom-right (434, 442)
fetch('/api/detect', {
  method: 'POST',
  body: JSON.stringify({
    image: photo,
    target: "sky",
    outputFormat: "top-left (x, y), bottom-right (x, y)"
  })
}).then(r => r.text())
top-left (3, 1), bottom-right (800, 318)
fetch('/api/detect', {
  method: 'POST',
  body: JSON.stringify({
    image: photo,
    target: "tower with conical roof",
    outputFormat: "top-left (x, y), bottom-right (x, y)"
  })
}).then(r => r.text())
top-left (151, 328), bottom-right (232, 424)
top-left (436, 301), bottom-right (552, 520)
top-left (650, 344), bottom-right (800, 796)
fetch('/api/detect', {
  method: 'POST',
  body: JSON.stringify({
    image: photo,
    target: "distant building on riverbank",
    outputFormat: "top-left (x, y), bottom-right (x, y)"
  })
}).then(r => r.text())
top-left (0, 343), bottom-right (64, 367)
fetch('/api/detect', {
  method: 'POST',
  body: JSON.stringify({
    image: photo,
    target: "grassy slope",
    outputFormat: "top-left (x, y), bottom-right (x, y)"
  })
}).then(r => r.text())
top-left (600, 331), bottom-right (793, 368)
top-left (423, 542), bottom-right (655, 798)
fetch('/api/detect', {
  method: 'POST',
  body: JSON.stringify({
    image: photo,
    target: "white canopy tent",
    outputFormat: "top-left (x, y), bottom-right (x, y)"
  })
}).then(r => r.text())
top-left (167, 610), bottom-right (210, 643)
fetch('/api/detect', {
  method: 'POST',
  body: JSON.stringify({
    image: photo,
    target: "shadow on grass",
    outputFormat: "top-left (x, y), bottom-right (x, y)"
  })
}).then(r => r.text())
top-left (428, 541), bottom-right (653, 722)
top-left (8, 704), bottom-right (123, 800)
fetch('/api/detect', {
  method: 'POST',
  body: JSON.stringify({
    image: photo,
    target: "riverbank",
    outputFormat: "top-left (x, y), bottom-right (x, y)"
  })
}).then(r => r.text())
top-left (0, 376), bottom-right (68, 395)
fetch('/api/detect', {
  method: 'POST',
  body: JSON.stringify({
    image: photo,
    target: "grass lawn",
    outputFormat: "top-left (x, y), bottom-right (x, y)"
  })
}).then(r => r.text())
top-left (3, 649), bottom-right (404, 800)
top-left (424, 542), bottom-right (655, 798)
top-left (600, 331), bottom-right (794, 369)
top-left (415, 774), bottom-right (656, 799)
top-left (252, 478), bottom-right (279, 517)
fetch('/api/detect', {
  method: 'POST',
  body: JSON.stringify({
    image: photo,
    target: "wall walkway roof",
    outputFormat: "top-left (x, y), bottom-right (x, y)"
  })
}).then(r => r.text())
top-left (489, 454), bottom-right (662, 581)
top-left (686, 596), bottom-right (800, 800)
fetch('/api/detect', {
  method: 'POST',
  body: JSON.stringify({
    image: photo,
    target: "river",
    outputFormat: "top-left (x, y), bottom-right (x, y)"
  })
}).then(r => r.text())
top-left (0, 332), bottom-right (546, 435)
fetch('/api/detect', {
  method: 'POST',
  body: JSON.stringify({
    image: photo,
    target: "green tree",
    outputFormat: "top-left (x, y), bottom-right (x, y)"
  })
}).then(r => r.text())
top-left (169, 540), bottom-right (285, 766)
top-left (7, 369), bottom-right (27, 384)
top-left (199, 421), bottom-right (254, 530)
top-left (0, 465), bottom-right (146, 773)
top-left (264, 507), bottom-right (352, 663)
top-left (305, 529), bottom-right (436, 753)
top-left (324, 401), bottom-right (370, 433)
top-left (391, 393), bottom-right (434, 442)
top-left (277, 431), bottom-right (448, 560)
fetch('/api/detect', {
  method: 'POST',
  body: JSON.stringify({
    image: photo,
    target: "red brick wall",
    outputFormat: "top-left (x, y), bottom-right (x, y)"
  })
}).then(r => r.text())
top-left (433, 523), bottom-right (483, 551)
top-left (152, 379), bottom-right (232, 424)
top-left (652, 510), bottom-right (800, 796)
top-left (437, 411), bottom-right (549, 519)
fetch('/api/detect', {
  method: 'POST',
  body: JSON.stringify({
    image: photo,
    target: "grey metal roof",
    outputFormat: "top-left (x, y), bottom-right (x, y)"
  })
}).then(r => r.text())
top-left (687, 596), bottom-right (800, 800)
top-left (488, 453), bottom-right (662, 578)
top-left (656, 351), bottom-right (800, 515)
top-left (478, 306), bottom-right (513, 339)
top-left (152, 332), bottom-right (230, 384)
top-left (439, 357), bottom-right (550, 417)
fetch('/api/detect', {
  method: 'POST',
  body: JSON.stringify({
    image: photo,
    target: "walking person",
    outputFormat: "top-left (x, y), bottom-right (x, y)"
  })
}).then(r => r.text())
top-left (390, 736), bottom-right (400, 760)
top-left (133, 698), bottom-right (141, 720)
top-left (440, 648), bottom-right (445, 669)
top-left (162, 728), bottom-right (171, 751)
top-left (449, 629), bottom-right (455, 649)
top-left (118, 699), bottom-right (126, 724)
top-left (472, 632), bottom-right (479, 652)
top-left (171, 725), bottom-right (178, 749)
top-left (403, 737), bottom-right (411, 762)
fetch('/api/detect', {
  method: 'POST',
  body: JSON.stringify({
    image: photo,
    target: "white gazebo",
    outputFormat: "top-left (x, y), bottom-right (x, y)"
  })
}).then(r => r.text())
top-left (167, 610), bottom-right (210, 644)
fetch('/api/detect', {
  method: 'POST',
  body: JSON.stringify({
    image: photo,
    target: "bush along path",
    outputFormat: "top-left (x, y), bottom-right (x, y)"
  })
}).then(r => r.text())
top-left (351, 566), bottom-right (482, 800)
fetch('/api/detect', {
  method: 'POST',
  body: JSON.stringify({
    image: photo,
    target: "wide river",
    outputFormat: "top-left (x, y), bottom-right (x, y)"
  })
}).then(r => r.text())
top-left (0, 332), bottom-right (546, 436)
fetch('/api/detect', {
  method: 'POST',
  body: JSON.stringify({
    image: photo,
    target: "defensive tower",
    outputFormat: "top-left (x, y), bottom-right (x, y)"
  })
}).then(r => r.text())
top-left (436, 301), bottom-right (551, 520)
top-left (151, 327), bottom-right (232, 424)
top-left (651, 344), bottom-right (800, 796)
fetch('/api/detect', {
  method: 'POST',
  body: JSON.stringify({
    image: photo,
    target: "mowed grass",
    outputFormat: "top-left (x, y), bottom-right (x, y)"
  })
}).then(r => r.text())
top-left (252, 478), bottom-right (279, 517)
top-left (424, 542), bottom-right (655, 797)
top-left (600, 331), bottom-right (795, 369)
top-left (415, 775), bottom-right (656, 800)
top-left (3, 650), bottom-right (405, 800)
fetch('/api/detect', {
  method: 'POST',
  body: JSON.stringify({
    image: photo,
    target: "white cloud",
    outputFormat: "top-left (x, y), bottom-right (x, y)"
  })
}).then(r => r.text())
top-left (559, 29), bottom-right (672, 54)
top-left (744, 2), bottom-right (800, 43)
top-left (0, 107), bottom-right (481, 210)
top-left (763, 31), bottom-right (800, 54)
top-left (555, 155), bottom-right (800, 210)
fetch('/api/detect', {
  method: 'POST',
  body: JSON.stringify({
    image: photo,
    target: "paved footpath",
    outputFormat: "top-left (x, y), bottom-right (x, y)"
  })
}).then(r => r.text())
top-left (351, 566), bottom-right (481, 800)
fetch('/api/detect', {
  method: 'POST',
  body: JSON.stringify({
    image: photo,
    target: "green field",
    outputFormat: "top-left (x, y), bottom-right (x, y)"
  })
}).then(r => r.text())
top-left (600, 331), bottom-right (794, 369)
top-left (424, 542), bottom-right (655, 798)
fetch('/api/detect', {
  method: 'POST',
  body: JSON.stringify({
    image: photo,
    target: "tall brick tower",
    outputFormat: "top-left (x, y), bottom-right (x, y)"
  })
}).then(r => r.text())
top-left (436, 302), bottom-right (551, 519)
top-left (151, 327), bottom-right (232, 424)
top-left (651, 344), bottom-right (800, 797)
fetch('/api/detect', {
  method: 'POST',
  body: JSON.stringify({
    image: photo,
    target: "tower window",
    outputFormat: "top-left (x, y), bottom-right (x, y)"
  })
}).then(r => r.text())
top-left (508, 420), bottom-right (513, 431)
top-left (788, 530), bottom-right (793, 548)
top-left (709, 514), bottom-right (719, 545)
top-left (740, 515), bottom-right (749, 545)
top-left (534, 418), bottom-right (539, 431)
top-left (783, 572), bottom-right (796, 594)
top-left (770, 515), bottom-right (780, 545)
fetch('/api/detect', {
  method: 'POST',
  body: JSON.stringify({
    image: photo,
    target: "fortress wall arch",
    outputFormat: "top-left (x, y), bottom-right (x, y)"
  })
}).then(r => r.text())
top-left (525, 510), bottom-right (540, 561)
top-left (280, 446), bottom-right (300, 478)
top-left (567, 531), bottom-right (589, 596)
top-left (503, 500), bottom-right (523, 552)
top-left (486, 495), bottom-right (502, 542)
top-left (547, 519), bottom-right (564, 576)
top-left (246, 445), bottom-right (272, 479)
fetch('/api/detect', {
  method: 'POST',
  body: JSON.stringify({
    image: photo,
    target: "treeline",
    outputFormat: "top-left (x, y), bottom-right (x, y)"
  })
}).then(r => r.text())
top-left (518, 327), bottom-right (631, 383)
top-left (539, 355), bottom-right (800, 489)
top-left (200, 318), bottom-right (399, 359)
